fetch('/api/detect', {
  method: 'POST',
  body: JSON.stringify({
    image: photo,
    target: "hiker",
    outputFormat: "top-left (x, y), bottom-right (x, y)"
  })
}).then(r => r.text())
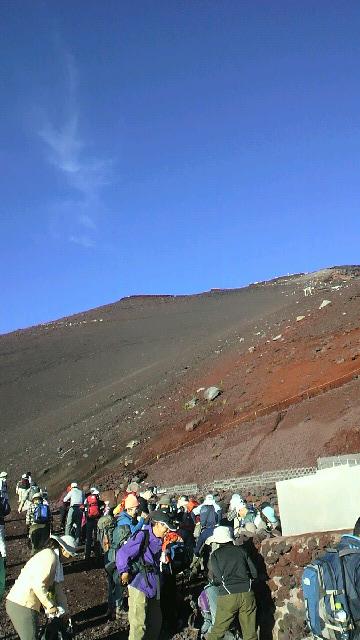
top-left (27, 493), bottom-right (51, 555)
top-left (105, 494), bottom-right (146, 619)
top-left (176, 495), bottom-right (196, 546)
top-left (233, 500), bottom-right (257, 536)
top-left (19, 482), bottom-right (41, 515)
top-left (198, 584), bottom-right (222, 637)
top-left (97, 508), bottom-right (122, 620)
top-left (193, 494), bottom-right (222, 556)
top-left (156, 494), bottom-right (175, 513)
top-left (63, 482), bottom-right (84, 545)
top-left (227, 494), bottom-right (245, 521)
top-left (205, 526), bottom-right (258, 640)
top-left (6, 534), bottom-right (79, 640)
top-left (116, 510), bottom-right (174, 640)
top-left (254, 503), bottom-right (281, 535)
top-left (160, 526), bottom-right (186, 633)
top-left (58, 484), bottom-right (72, 531)
top-left (0, 491), bottom-right (11, 566)
top-left (114, 481), bottom-right (142, 516)
top-left (17, 474), bottom-right (31, 507)
top-left (116, 494), bottom-right (145, 535)
top-left (83, 487), bottom-right (104, 560)
top-left (0, 471), bottom-right (9, 499)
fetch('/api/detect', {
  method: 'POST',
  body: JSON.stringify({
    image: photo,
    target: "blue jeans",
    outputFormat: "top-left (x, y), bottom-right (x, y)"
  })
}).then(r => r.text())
top-left (194, 527), bottom-right (214, 556)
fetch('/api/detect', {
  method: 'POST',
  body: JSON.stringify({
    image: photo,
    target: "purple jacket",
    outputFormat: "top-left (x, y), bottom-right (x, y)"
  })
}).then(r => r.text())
top-left (116, 525), bottom-right (162, 598)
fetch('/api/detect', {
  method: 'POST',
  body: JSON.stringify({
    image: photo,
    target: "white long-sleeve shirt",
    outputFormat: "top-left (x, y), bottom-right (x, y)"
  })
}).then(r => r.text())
top-left (63, 487), bottom-right (84, 506)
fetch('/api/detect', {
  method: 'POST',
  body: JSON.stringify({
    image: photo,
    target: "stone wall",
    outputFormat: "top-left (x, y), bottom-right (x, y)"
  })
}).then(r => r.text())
top-left (254, 531), bottom-right (344, 640)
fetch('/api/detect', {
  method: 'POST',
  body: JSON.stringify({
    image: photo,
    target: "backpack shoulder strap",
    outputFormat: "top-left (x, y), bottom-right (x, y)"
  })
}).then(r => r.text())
top-left (339, 548), bottom-right (360, 558)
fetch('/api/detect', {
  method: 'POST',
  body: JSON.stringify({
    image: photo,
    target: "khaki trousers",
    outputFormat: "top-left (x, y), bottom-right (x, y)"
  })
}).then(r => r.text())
top-left (6, 600), bottom-right (38, 640)
top-left (206, 591), bottom-right (257, 640)
top-left (128, 585), bottom-right (162, 640)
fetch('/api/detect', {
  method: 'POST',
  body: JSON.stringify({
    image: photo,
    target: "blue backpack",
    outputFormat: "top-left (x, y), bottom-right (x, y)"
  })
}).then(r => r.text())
top-left (33, 503), bottom-right (50, 524)
top-left (302, 540), bottom-right (360, 640)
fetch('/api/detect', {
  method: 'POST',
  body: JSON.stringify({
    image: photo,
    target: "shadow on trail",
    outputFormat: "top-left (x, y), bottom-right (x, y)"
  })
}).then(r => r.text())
top-left (242, 538), bottom-right (275, 640)
top-left (63, 557), bottom-right (103, 575)
top-left (5, 532), bottom-right (28, 542)
top-left (73, 602), bottom-right (109, 632)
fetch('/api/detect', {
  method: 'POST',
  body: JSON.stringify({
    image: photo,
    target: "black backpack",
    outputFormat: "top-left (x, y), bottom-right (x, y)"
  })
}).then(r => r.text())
top-left (0, 497), bottom-right (11, 518)
top-left (39, 618), bottom-right (74, 640)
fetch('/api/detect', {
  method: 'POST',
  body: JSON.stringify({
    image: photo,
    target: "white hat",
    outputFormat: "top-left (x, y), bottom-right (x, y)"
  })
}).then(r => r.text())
top-left (90, 487), bottom-right (100, 495)
top-left (22, 473), bottom-right (28, 479)
top-left (50, 534), bottom-right (82, 557)
top-left (262, 505), bottom-right (278, 524)
top-left (207, 526), bottom-right (234, 545)
top-left (0, 471), bottom-right (7, 478)
top-left (229, 493), bottom-right (243, 510)
top-left (71, 482), bottom-right (78, 488)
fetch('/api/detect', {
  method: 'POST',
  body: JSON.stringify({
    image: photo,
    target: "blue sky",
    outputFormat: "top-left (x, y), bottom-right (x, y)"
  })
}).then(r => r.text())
top-left (1, 1), bottom-right (360, 333)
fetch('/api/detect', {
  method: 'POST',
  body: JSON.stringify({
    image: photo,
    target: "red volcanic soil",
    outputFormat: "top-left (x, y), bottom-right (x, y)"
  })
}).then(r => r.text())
top-left (1, 266), bottom-right (360, 495)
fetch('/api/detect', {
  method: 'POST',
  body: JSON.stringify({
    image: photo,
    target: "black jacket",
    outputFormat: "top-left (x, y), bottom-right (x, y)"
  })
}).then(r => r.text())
top-left (210, 542), bottom-right (258, 595)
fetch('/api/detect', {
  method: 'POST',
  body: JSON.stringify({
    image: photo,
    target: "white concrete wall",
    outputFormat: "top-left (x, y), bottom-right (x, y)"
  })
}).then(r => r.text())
top-left (277, 465), bottom-right (360, 536)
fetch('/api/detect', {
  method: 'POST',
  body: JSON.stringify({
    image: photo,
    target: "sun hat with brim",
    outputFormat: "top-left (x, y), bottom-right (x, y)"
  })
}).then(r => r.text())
top-left (50, 534), bottom-right (82, 556)
top-left (159, 494), bottom-right (172, 506)
top-left (31, 492), bottom-right (43, 501)
top-left (262, 505), bottom-right (278, 524)
top-left (71, 482), bottom-right (78, 488)
top-left (90, 487), bottom-right (100, 495)
top-left (206, 526), bottom-right (234, 545)
top-left (0, 472), bottom-right (7, 478)
top-left (151, 510), bottom-right (177, 531)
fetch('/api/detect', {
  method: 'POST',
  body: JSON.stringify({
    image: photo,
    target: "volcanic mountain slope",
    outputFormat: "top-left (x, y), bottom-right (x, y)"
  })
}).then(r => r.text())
top-left (1, 266), bottom-right (360, 493)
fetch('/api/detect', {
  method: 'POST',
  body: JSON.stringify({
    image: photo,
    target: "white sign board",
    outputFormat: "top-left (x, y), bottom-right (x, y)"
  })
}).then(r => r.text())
top-left (277, 465), bottom-right (360, 536)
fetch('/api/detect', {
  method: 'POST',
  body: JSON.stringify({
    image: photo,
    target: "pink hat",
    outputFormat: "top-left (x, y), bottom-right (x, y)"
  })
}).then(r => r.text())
top-left (125, 494), bottom-right (139, 509)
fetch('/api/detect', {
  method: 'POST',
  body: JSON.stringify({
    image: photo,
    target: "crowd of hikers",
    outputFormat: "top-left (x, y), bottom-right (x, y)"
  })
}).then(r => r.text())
top-left (6, 469), bottom-right (360, 640)
top-left (0, 469), bottom-right (284, 640)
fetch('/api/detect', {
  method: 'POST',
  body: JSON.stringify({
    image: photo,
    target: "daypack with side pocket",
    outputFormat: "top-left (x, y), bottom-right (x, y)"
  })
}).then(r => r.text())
top-left (97, 514), bottom-right (115, 553)
top-left (33, 503), bottom-right (50, 524)
top-left (86, 494), bottom-right (101, 519)
top-left (302, 544), bottom-right (360, 640)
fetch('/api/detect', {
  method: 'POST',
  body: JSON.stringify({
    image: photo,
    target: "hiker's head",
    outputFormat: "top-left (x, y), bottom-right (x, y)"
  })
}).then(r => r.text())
top-left (32, 492), bottom-right (43, 504)
top-left (159, 494), bottom-right (172, 510)
top-left (127, 482), bottom-right (140, 495)
top-left (125, 494), bottom-right (139, 516)
top-left (151, 510), bottom-right (176, 539)
top-left (177, 495), bottom-right (189, 510)
top-left (71, 482), bottom-right (78, 489)
top-left (207, 526), bottom-right (234, 545)
top-left (49, 534), bottom-right (81, 559)
top-left (353, 518), bottom-right (360, 537)
top-left (237, 500), bottom-right (248, 518)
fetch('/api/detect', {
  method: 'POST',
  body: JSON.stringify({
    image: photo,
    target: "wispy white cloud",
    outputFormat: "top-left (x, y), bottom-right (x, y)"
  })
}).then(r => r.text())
top-left (79, 213), bottom-right (97, 230)
top-left (69, 234), bottom-right (96, 249)
top-left (37, 52), bottom-right (111, 247)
